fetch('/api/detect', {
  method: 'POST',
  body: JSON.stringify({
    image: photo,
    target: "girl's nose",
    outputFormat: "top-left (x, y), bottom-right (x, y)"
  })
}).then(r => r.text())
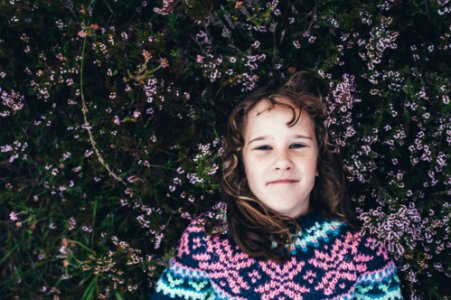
top-left (273, 150), bottom-right (293, 170)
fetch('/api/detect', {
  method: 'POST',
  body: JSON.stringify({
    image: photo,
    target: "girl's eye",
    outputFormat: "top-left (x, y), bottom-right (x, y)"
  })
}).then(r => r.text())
top-left (254, 145), bottom-right (271, 150)
top-left (290, 143), bottom-right (305, 149)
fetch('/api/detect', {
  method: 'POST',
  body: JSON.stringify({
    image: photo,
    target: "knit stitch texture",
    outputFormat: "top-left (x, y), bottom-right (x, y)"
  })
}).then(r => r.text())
top-left (151, 211), bottom-right (402, 299)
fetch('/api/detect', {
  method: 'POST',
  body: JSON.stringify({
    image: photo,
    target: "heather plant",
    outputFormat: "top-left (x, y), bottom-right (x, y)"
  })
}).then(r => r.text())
top-left (1, 0), bottom-right (449, 298)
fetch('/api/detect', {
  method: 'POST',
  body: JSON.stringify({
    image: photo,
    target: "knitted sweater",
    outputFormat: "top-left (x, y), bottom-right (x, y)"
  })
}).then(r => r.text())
top-left (151, 211), bottom-right (402, 299)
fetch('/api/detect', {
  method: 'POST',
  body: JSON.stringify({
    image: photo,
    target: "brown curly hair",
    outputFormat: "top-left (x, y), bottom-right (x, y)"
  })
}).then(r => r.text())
top-left (220, 71), bottom-right (353, 263)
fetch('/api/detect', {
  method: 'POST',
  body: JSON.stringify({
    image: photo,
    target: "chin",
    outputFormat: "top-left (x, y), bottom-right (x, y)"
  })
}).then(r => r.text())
top-left (273, 207), bottom-right (298, 215)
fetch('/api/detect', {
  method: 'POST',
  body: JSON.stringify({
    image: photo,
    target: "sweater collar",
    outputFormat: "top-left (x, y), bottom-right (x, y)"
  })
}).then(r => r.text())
top-left (295, 210), bottom-right (326, 228)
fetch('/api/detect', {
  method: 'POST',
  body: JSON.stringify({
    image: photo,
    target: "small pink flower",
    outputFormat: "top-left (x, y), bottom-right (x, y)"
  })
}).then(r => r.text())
top-left (113, 115), bottom-right (121, 125)
top-left (9, 212), bottom-right (18, 221)
top-left (196, 55), bottom-right (204, 63)
top-left (90, 23), bottom-right (100, 30)
top-left (77, 30), bottom-right (88, 38)
top-left (133, 111), bottom-right (141, 118)
top-left (142, 50), bottom-right (152, 61)
top-left (127, 175), bottom-right (143, 183)
top-left (160, 58), bottom-right (169, 68)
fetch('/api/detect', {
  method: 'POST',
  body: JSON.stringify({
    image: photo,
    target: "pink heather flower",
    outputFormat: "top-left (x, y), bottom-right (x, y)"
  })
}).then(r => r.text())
top-left (196, 55), bottom-right (204, 63)
top-left (68, 217), bottom-right (76, 231)
top-left (153, 232), bottom-right (163, 249)
top-left (251, 40), bottom-right (261, 49)
top-left (181, 211), bottom-right (192, 220)
top-left (1, 88), bottom-right (24, 114)
top-left (59, 245), bottom-right (68, 256)
top-left (9, 212), bottom-right (18, 221)
top-left (137, 215), bottom-right (150, 228)
top-left (195, 31), bottom-right (210, 45)
top-left (90, 23), bottom-right (100, 30)
top-left (133, 111), bottom-right (141, 118)
top-left (234, 1), bottom-right (243, 9)
top-left (144, 78), bottom-right (158, 103)
top-left (160, 58), bottom-right (169, 68)
top-left (1, 145), bottom-right (13, 152)
top-left (81, 225), bottom-right (92, 233)
top-left (77, 30), bottom-right (88, 38)
top-left (113, 115), bottom-right (120, 125)
top-left (153, 0), bottom-right (174, 15)
top-left (142, 50), bottom-right (152, 61)
top-left (127, 175), bottom-right (142, 183)
top-left (84, 149), bottom-right (94, 157)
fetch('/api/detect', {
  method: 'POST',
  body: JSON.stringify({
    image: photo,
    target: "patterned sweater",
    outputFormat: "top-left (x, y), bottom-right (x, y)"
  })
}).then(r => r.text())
top-left (151, 211), bottom-right (402, 299)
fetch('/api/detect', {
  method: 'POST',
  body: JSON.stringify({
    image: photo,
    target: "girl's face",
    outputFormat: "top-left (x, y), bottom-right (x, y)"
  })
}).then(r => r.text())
top-left (242, 98), bottom-right (319, 218)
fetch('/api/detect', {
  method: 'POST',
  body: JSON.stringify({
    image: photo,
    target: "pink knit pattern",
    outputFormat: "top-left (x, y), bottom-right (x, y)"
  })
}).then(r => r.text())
top-left (152, 212), bottom-right (402, 299)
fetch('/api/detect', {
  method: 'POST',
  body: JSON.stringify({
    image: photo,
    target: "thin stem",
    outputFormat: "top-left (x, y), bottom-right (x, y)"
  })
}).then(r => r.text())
top-left (79, 36), bottom-right (127, 186)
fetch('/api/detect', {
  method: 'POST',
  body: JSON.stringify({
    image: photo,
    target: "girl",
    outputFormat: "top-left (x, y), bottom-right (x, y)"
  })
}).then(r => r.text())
top-left (151, 71), bottom-right (403, 299)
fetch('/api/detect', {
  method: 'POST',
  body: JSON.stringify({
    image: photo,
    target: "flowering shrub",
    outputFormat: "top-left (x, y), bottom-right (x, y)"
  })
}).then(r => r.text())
top-left (1, 0), bottom-right (449, 298)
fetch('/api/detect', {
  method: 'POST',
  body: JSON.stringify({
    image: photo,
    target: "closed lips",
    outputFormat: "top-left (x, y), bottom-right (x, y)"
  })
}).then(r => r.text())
top-left (267, 179), bottom-right (299, 184)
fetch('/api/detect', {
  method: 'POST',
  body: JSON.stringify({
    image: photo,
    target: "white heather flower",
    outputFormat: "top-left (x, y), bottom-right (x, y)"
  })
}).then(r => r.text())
top-left (1, 145), bottom-right (13, 152)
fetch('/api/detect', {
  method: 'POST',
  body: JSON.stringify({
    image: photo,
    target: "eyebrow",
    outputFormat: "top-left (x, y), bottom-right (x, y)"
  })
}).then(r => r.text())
top-left (248, 134), bottom-right (313, 145)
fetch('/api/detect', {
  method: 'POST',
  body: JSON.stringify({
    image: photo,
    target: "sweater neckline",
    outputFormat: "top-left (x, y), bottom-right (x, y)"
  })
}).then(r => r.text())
top-left (274, 210), bottom-right (345, 255)
top-left (295, 210), bottom-right (326, 228)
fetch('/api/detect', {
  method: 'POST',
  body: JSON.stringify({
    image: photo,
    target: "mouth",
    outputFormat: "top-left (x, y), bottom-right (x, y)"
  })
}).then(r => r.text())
top-left (267, 179), bottom-right (299, 185)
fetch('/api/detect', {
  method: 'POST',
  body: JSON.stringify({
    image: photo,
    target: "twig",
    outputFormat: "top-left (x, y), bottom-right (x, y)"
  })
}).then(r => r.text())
top-left (79, 35), bottom-right (127, 186)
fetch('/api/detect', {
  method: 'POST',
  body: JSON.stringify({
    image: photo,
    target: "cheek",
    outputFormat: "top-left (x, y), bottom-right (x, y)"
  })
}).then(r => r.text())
top-left (309, 157), bottom-right (319, 172)
top-left (243, 161), bottom-right (256, 183)
top-left (297, 155), bottom-right (318, 178)
top-left (243, 156), bottom-right (262, 190)
top-left (245, 172), bottom-right (261, 199)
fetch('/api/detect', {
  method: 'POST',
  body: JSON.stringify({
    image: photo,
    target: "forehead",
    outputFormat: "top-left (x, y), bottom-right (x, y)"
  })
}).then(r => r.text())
top-left (244, 97), bottom-right (298, 126)
top-left (251, 97), bottom-right (295, 113)
top-left (243, 97), bottom-right (316, 136)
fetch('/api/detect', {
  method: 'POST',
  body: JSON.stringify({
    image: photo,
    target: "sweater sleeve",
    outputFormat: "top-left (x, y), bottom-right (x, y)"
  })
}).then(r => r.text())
top-left (353, 236), bottom-right (403, 299)
top-left (151, 217), bottom-right (214, 300)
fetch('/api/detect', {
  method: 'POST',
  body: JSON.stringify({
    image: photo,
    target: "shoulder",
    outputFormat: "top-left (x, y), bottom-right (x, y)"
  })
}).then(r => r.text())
top-left (353, 230), bottom-right (395, 270)
top-left (320, 218), bottom-right (396, 273)
top-left (348, 230), bottom-right (403, 298)
top-left (176, 212), bottom-right (209, 255)
top-left (176, 211), bottom-right (227, 260)
top-left (328, 224), bottom-right (403, 297)
top-left (334, 223), bottom-right (394, 267)
top-left (151, 213), bottom-right (219, 299)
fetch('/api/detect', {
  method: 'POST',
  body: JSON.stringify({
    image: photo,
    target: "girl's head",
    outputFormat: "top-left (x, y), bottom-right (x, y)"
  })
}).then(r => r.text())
top-left (221, 71), bottom-right (351, 262)
top-left (241, 95), bottom-right (319, 219)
